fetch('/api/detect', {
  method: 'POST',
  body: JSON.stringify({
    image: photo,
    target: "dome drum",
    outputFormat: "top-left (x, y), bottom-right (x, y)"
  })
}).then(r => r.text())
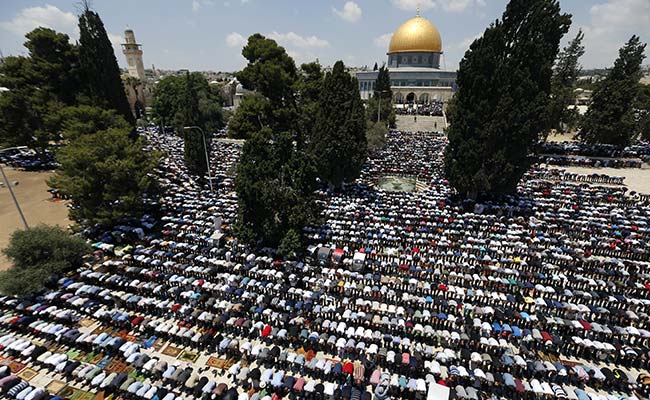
top-left (388, 51), bottom-right (441, 69)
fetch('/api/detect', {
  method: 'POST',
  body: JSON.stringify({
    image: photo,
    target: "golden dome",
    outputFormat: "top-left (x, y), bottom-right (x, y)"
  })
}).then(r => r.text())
top-left (388, 15), bottom-right (442, 54)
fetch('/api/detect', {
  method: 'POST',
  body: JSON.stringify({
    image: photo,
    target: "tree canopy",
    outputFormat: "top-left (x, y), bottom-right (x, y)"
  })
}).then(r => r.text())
top-left (178, 73), bottom-right (209, 178)
top-left (0, 28), bottom-right (79, 152)
top-left (78, 4), bottom-right (134, 125)
top-left (152, 72), bottom-right (224, 135)
top-left (374, 66), bottom-right (392, 99)
top-left (549, 30), bottom-right (585, 133)
top-left (444, 0), bottom-right (570, 199)
top-left (236, 33), bottom-right (299, 107)
top-left (236, 128), bottom-right (318, 250)
top-left (367, 121), bottom-right (388, 153)
top-left (309, 61), bottom-right (367, 189)
top-left (228, 94), bottom-right (273, 140)
top-left (48, 129), bottom-right (160, 226)
top-left (635, 84), bottom-right (650, 140)
top-left (0, 6), bottom-right (139, 153)
top-left (233, 34), bottom-right (320, 253)
top-left (0, 225), bottom-right (89, 296)
top-left (57, 105), bottom-right (131, 140)
top-left (579, 36), bottom-right (647, 146)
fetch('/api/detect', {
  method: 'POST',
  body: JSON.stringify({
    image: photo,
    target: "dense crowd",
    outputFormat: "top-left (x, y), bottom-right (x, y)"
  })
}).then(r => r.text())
top-left (540, 142), bottom-right (650, 166)
top-left (0, 147), bottom-right (58, 171)
top-left (395, 102), bottom-right (444, 117)
top-left (0, 128), bottom-right (649, 400)
top-left (541, 156), bottom-right (644, 169)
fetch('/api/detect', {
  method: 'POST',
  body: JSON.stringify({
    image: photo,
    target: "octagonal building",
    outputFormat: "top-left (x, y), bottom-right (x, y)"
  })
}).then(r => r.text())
top-left (357, 12), bottom-right (457, 106)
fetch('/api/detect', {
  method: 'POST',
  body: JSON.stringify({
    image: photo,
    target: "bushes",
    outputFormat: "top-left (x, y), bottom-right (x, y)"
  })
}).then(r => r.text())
top-left (0, 225), bottom-right (89, 295)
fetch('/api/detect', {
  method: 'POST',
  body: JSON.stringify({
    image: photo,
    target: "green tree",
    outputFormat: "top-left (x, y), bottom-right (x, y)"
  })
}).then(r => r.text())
top-left (579, 36), bottom-right (647, 146)
top-left (367, 121), bottom-right (388, 152)
top-left (228, 94), bottom-right (273, 139)
top-left (295, 62), bottom-right (325, 143)
top-left (152, 73), bottom-right (224, 135)
top-left (23, 27), bottom-right (80, 105)
top-left (444, 0), bottom-right (570, 198)
top-left (179, 73), bottom-right (209, 177)
top-left (152, 75), bottom-right (183, 125)
top-left (367, 65), bottom-right (395, 127)
top-left (309, 61), bottom-right (367, 188)
top-left (236, 33), bottom-right (298, 107)
top-left (48, 129), bottom-right (160, 226)
top-left (549, 30), bottom-right (585, 133)
top-left (229, 62), bottom-right (323, 142)
top-left (0, 28), bottom-right (80, 151)
top-left (234, 34), bottom-right (319, 250)
top-left (374, 66), bottom-right (392, 99)
top-left (635, 84), bottom-right (650, 140)
top-left (236, 129), bottom-right (318, 249)
top-left (78, 3), bottom-right (134, 125)
top-left (0, 225), bottom-right (89, 296)
top-left (366, 97), bottom-right (396, 127)
top-left (56, 105), bottom-right (130, 140)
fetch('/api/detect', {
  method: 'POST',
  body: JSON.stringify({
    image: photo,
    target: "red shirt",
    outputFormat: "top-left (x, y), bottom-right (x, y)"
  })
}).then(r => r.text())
top-left (261, 325), bottom-right (272, 337)
top-left (343, 362), bottom-right (354, 375)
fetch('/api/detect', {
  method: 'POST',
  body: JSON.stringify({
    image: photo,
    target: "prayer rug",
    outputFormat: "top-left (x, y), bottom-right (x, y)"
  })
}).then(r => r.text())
top-left (161, 344), bottom-right (182, 358)
top-left (69, 389), bottom-right (95, 400)
top-left (6, 360), bottom-right (26, 373)
top-left (178, 349), bottom-right (199, 363)
top-left (46, 379), bottom-right (67, 394)
top-left (206, 356), bottom-right (223, 368)
top-left (79, 319), bottom-right (95, 328)
top-left (17, 368), bottom-right (37, 381)
top-left (56, 386), bottom-right (76, 398)
top-left (90, 353), bottom-right (105, 365)
top-left (152, 339), bottom-right (165, 352)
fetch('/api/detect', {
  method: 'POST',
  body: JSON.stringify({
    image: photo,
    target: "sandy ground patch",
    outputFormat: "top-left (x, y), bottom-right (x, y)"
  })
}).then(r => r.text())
top-left (550, 165), bottom-right (650, 194)
top-left (547, 131), bottom-right (577, 142)
top-left (0, 167), bottom-right (71, 271)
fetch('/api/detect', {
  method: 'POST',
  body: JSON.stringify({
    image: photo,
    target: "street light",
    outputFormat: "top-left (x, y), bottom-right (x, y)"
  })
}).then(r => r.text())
top-left (0, 148), bottom-right (28, 229)
top-left (376, 90), bottom-right (391, 123)
top-left (183, 126), bottom-right (214, 192)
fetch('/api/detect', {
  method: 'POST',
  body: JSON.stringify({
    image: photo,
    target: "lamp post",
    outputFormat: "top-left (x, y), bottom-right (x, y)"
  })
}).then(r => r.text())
top-left (376, 89), bottom-right (391, 123)
top-left (183, 126), bottom-right (213, 192)
top-left (157, 114), bottom-right (165, 135)
top-left (0, 149), bottom-right (28, 229)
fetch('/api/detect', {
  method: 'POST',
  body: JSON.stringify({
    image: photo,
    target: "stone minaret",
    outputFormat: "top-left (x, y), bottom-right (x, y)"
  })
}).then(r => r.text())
top-left (121, 29), bottom-right (145, 80)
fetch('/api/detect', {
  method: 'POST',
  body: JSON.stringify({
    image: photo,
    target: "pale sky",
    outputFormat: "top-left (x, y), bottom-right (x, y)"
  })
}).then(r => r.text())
top-left (1, 0), bottom-right (648, 72)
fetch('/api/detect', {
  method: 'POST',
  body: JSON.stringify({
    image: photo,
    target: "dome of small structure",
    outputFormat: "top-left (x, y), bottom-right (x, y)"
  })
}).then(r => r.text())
top-left (388, 15), bottom-right (442, 54)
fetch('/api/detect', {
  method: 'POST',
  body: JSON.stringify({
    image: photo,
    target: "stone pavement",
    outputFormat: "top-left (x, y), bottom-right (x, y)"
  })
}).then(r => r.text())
top-left (395, 115), bottom-right (447, 132)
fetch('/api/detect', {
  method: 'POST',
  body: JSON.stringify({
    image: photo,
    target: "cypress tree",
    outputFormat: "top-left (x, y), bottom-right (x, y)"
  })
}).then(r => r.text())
top-left (579, 36), bottom-right (647, 146)
top-left (368, 65), bottom-right (395, 126)
top-left (78, 3), bottom-right (134, 125)
top-left (310, 60), bottom-right (367, 189)
top-left (549, 30), bottom-right (585, 133)
top-left (374, 66), bottom-right (392, 99)
top-left (180, 73), bottom-right (209, 178)
top-left (444, 0), bottom-right (570, 199)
